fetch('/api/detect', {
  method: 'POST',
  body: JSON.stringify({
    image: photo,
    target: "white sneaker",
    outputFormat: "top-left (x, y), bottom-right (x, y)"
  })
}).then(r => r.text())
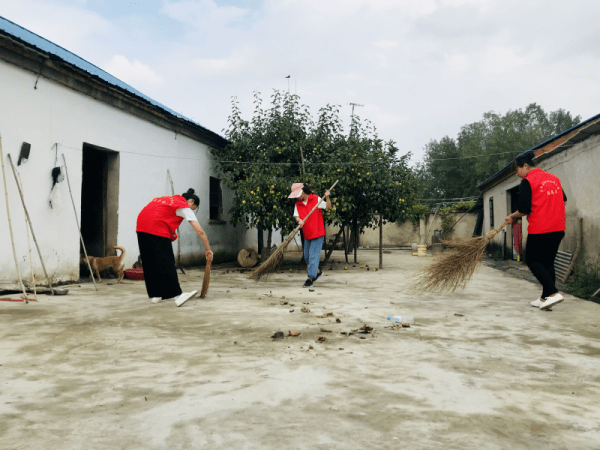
top-left (530, 298), bottom-right (544, 308)
top-left (540, 293), bottom-right (564, 310)
top-left (175, 290), bottom-right (198, 307)
top-left (151, 297), bottom-right (165, 303)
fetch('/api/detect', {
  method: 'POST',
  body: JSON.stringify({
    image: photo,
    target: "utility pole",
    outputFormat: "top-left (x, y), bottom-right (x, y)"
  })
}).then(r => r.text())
top-left (285, 75), bottom-right (290, 92)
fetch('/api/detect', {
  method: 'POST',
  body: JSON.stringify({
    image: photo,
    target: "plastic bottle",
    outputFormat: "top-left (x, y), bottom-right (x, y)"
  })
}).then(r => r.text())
top-left (387, 315), bottom-right (414, 325)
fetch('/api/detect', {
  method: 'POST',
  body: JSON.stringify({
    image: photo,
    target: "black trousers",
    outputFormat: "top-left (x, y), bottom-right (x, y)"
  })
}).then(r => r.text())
top-left (137, 232), bottom-right (182, 299)
top-left (525, 231), bottom-right (565, 299)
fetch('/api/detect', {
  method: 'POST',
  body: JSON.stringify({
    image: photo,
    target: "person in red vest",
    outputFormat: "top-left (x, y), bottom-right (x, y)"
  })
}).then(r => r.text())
top-left (289, 183), bottom-right (332, 287)
top-left (136, 188), bottom-right (213, 307)
top-left (505, 152), bottom-right (567, 310)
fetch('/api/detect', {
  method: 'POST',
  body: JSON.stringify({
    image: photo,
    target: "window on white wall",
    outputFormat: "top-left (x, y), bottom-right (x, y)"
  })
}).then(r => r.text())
top-left (489, 197), bottom-right (494, 228)
top-left (210, 177), bottom-right (223, 221)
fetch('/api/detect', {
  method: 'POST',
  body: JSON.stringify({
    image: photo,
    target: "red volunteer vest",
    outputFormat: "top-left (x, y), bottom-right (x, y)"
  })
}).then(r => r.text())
top-left (524, 168), bottom-right (566, 234)
top-left (296, 194), bottom-right (325, 240)
top-left (136, 195), bottom-right (189, 241)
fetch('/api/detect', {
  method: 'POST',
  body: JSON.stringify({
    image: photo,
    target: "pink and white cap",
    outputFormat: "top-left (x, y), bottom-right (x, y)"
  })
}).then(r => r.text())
top-left (288, 183), bottom-right (304, 198)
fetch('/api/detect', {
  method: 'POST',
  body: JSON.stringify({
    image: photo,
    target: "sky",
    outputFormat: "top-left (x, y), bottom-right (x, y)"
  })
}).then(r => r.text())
top-left (1, 0), bottom-right (600, 165)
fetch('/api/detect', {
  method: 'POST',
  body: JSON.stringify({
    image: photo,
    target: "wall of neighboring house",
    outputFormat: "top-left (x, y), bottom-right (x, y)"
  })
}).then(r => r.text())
top-left (0, 58), bottom-right (249, 289)
top-left (482, 134), bottom-right (600, 263)
top-left (321, 212), bottom-right (479, 249)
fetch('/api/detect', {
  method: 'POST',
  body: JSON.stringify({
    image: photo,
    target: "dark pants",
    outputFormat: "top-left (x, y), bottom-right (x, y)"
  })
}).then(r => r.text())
top-left (525, 231), bottom-right (565, 299)
top-left (137, 232), bottom-right (182, 299)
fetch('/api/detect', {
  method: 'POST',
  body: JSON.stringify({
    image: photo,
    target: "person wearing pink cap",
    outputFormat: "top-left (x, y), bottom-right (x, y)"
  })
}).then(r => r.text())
top-left (289, 183), bottom-right (332, 287)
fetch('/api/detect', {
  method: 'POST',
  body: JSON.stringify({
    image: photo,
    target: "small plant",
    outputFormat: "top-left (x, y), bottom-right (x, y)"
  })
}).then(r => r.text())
top-left (567, 248), bottom-right (600, 300)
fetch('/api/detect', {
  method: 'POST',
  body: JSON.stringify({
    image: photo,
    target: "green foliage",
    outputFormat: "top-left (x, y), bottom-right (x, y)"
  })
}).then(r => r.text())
top-left (439, 206), bottom-right (455, 239)
top-left (416, 103), bottom-right (581, 205)
top-left (211, 90), bottom-right (420, 240)
top-left (567, 248), bottom-right (600, 300)
top-left (410, 204), bottom-right (430, 227)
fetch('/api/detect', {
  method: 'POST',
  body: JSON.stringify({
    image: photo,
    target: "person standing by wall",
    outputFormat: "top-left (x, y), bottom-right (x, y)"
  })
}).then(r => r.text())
top-left (136, 188), bottom-right (213, 307)
top-left (289, 183), bottom-right (332, 288)
top-left (505, 152), bottom-right (567, 310)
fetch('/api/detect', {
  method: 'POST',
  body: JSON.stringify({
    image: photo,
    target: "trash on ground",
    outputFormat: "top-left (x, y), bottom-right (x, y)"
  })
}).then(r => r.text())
top-left (336, 318), bottom-right (341, 323)
top-left (289, 331), bottom-right (301, 337)
top-left (317, 337), bottom-right (327, 343)
top-left (301, 307), bottom-right (311, 313)
top-left (317, 312), bottom-right (334, 318)
top-left (289, 309), bottom-right (294, 313)
top-left (320, 328), bottom-right (332, 333)
top-left (271, 331), bottom-right (285, 340)
top-left (358, 325), bottom-right (373, 334)
top-left (454, 313), bottom-right (465, 317)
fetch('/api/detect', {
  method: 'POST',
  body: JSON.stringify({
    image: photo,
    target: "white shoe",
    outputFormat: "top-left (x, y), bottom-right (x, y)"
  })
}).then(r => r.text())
top-left (530, 298), bottom-right (544, 308)
top-left (151, 297), bottom-right (165, 303)
top-left (175, 290), bottom-right (198, 307)
top-left (540, 293), bottom-right (564, 310)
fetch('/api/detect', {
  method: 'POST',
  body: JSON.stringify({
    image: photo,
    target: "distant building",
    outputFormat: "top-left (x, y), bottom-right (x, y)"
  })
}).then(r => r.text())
top-left (0, 16), bottom-right (255, 289)
top-left (477, 113), bottom-right (600, 265)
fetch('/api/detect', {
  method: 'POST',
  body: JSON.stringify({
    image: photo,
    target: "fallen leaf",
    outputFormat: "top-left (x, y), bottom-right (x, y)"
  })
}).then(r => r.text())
top-left (336, 318), bottom-right (341, 323)
top-left (320, 328), bottom-right (332, 333)
top-left (301, 307), bottom-right (310, 313)
top-left (454, 313), bottom-right (464, 317)
top-left (317, 337), bottom-right (327, 343)
top-left (308, 345), bottom-right (314, 350)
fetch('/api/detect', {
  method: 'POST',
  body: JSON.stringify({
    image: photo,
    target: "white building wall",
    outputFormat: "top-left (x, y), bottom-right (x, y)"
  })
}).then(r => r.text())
top-left (0, 59), bottom-right (251, 288)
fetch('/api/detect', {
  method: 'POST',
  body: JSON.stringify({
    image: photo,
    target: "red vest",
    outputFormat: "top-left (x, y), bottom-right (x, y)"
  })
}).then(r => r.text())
top-left (296, 194), bottom-right (325, 240)
top-left (525, 168), bottom-right (566, 234)
top-left (136, 195), bottom-right (189, 241)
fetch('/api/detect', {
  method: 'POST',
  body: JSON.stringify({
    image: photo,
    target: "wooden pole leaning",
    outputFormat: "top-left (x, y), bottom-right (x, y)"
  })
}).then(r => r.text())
top-left (15, 169), bottom-right (38, 301)
top-left (167, 169), bottom-right (185, 274)
top-left (62, 154), bottom-right (98, 291)
top-left (7, 154), bottom-right (55, 295)
top-left (0, 135), bottom-right (29, 303)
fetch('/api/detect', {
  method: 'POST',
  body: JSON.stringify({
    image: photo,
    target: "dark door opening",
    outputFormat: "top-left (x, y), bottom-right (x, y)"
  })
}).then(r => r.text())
top-left (80, 144), bottom-right (120, 277)
top-left (507, 185), bottom-right (521, 261)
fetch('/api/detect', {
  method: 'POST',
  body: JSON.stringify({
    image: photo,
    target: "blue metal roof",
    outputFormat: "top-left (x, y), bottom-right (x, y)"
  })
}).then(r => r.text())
top-left (0, 15), bottom-right (225, 142)
top-left (476, 111), bottom-right (600, 189)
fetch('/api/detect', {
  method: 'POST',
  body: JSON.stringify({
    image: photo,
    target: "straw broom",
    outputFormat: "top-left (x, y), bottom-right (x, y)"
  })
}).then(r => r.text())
top-left (414, 219), bottom-right (510, 293)
top-left (249, 180), bottom-right (338, 281)
top-left (200, 259), bottom-right (211, 298)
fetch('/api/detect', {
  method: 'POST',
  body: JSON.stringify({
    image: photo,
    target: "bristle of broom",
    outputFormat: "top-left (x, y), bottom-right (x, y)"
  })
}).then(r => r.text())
top-left (200, 261), bottom-right (211, 298)
top-left (413, 229), bottom-right (500, 293)
top-left (248, 236), bottom-right (293, 281)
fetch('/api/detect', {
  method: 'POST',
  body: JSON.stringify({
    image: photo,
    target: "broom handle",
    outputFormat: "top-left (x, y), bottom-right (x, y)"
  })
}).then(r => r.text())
top-left (487, 219), bottom-right (511, 237)
top-left (293, 180), bottom-right (339, 234)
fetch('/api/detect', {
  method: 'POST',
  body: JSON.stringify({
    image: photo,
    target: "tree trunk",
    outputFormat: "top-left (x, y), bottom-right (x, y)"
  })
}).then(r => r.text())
top-left (342, 226), bottom-right (349, 263)
top-left (353, 219), bottom-right (358, 264)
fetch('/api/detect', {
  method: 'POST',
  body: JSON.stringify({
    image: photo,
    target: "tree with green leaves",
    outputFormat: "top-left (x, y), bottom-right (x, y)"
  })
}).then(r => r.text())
top-left (417, 103), bottom-right (580, 205)
top-left (213, 90), bottom-right (420, 263)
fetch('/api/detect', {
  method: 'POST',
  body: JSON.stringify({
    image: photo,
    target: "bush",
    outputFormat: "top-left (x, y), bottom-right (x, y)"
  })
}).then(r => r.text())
top-left (567, 248), bottom-right (600, 300)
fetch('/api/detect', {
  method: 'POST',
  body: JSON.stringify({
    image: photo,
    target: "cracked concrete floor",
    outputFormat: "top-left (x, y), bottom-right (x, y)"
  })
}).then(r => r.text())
top-left (1, 250), bottom-right (599, 450)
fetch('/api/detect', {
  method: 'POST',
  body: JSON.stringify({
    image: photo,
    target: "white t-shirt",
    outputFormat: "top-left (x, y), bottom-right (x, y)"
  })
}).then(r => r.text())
top-left (176, 208), bottom-right (197, 222)
top-left (293, 196), bottom-right (327, 217)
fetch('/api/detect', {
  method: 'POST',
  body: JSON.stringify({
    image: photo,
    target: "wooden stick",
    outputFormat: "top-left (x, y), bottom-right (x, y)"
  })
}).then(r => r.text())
top-left (0, 135), bottom-right (29, 303)
top-left (167, 170), bottom-right (185, 274)
top-left (62, 154), bottom-right (98, 291)
top-left (7, 154), bottom-right (55, 295)
top-left (15, 169), bottom-right (37, 301)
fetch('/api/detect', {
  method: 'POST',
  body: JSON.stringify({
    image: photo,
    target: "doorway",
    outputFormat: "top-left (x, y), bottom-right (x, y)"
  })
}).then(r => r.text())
top-left (80, 144), bottom-right (120, 274)
top-left (507, 185), bottom-right (521, 260)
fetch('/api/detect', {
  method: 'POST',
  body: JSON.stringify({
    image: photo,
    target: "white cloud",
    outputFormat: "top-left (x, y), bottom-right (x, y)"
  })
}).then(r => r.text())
top-left (161, 0), bottom-right (247, 27)
top-left (105, 55), bottom-right (163, 88)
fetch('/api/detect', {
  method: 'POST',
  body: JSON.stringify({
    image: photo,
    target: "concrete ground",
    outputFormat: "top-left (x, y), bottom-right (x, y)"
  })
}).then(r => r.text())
top-left (1, 250), bottom-right (599, 450)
